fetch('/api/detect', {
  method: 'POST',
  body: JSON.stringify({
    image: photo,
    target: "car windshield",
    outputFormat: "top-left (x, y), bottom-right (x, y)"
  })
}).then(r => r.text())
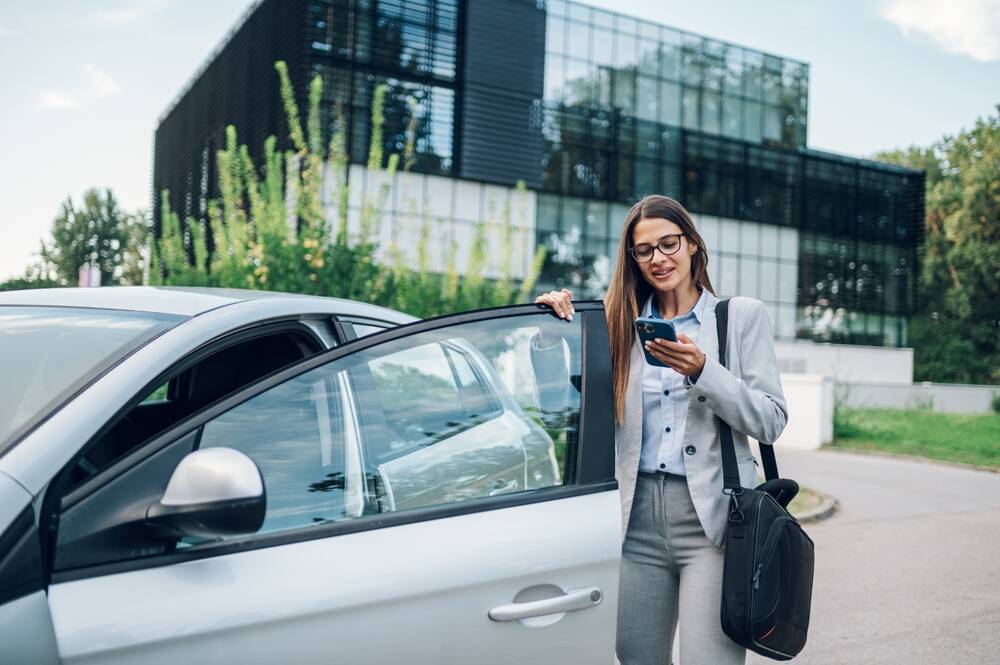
top-left (0, 306), bottom-right (185, 452)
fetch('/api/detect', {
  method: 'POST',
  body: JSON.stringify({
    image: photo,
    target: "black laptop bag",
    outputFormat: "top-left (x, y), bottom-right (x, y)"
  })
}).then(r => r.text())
top-left (714, 299), bottom-right (815, 660)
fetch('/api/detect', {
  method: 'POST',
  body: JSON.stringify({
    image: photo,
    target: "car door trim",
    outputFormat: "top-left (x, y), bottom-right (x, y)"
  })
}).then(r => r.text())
top-left (576, 307), bottom-right (615, 484)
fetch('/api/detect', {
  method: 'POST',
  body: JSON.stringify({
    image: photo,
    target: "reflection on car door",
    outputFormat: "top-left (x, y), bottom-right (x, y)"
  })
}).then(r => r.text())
top-left (43, 304), bottom-right (620, 665)
top-left (361, 337), bottom-right (560, 511)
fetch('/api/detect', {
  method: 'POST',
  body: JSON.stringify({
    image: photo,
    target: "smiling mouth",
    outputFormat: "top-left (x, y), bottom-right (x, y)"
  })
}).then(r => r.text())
top-left (651, 268), bottom-right (674, 278)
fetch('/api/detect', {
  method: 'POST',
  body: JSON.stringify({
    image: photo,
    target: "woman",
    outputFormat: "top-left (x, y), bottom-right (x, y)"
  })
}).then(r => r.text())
top-left (535, 195), bottom-right (787, 665)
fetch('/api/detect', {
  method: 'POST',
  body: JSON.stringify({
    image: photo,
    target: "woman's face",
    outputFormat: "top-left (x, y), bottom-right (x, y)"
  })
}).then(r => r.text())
top-left (631, 216), bottom-right (698, 292)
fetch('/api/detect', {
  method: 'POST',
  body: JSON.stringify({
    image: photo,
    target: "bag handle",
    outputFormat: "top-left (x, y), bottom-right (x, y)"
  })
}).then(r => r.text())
top-left (715, 299), bottom-right (779, 491)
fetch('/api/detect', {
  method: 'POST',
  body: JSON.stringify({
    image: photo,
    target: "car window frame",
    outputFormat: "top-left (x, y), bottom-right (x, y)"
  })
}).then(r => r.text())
top-left (45, 302), bottom-right (615, 584)
top-left (330, 315), bottom-right (394, 343)
top-left (441, 341), bottom-right (505, 422)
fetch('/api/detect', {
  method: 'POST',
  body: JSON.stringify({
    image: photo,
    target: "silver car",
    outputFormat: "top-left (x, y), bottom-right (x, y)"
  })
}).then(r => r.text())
top-left (0, 287), bottom-right (620, 664)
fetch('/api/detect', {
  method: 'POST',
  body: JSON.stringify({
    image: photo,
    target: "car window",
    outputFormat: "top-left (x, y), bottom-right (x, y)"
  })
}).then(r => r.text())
top-left (63, 327), bottom-right (322, 492)
top-left (192, 312), bottom-right (581, 538)
top-left (141, 381), bottom-right (170, 404)
top-left (367, 341), bottom-right (501, 458)
top-left (445, 344), bottom-right (500, 422)
top-left (352, 322), bottom-right (388, 337)
top-left (199, 370), bottom-right (360, 536)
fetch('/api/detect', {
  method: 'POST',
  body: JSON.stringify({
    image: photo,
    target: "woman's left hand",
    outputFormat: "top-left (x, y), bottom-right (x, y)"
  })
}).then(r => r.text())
top-left (644, 332), bottom-right (707, 380)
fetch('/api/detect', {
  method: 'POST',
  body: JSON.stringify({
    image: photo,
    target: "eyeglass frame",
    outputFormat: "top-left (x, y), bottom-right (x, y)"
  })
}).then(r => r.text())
top-left (628, 233), bottom-right (686, 263)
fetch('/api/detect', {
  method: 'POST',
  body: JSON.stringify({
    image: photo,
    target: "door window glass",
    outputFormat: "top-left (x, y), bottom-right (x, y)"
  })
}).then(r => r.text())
top-left (200, 370), bottom-right (359, 535)
top-left (196, 313), bottom-right (582, 537)
top-left (352, 322), bottom-right (389, 337)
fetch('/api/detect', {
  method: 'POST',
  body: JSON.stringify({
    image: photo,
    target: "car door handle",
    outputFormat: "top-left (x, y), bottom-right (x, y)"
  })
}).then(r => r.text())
top-left (488, 586), bottom-right (603, 622)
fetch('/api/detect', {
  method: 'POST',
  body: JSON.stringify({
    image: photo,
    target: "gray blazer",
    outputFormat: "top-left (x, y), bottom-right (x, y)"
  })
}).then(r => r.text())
top-left (530, 291), bottom-right (787, 548)
top-left (616, 291), bottom-right (788, 547)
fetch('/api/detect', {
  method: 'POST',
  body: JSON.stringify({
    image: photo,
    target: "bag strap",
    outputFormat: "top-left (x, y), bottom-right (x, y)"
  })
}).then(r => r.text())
top-left (715, 299), bottom-right (779, 490)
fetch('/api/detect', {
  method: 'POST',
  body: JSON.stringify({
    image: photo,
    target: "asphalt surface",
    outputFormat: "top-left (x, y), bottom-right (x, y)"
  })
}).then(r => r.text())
top-left (744, 449), bottom-right (1000, 665)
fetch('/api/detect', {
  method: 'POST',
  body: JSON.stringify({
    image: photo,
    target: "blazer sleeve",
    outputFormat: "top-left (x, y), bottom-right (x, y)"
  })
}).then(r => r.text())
top-left (683, 299), bottom-right (788, 444)
top-left (528, 331), bottom-right (574, 429)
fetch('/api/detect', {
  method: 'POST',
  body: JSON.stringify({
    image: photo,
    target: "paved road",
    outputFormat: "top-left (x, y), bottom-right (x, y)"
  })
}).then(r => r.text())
top-left (744, 449), bottom-right (1000, 665)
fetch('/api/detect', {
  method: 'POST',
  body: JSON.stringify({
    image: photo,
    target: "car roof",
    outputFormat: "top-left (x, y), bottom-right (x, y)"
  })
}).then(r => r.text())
top-left (0, 286), bottom-right (414, 320)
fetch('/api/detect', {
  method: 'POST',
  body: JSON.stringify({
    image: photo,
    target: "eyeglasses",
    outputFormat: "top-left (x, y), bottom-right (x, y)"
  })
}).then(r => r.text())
top-left (628, 233), bottom-right (685, 262)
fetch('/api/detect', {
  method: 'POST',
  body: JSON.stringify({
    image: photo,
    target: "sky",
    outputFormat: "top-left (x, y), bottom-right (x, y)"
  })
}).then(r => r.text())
top-left (1, 0), bottom-right (998, 280)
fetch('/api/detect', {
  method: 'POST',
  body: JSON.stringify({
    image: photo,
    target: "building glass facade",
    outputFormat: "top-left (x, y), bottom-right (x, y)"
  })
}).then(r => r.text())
top-left (153, 0), bottom-right (923, 349)
top-left (306, 0), bottom-right (460, 175)
top-left (543, 0), bottom-right (808, 147)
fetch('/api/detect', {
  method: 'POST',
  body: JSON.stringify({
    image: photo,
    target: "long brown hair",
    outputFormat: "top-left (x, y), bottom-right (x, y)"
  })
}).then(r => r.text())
top-left (603, 195), bottom-right (716, 425)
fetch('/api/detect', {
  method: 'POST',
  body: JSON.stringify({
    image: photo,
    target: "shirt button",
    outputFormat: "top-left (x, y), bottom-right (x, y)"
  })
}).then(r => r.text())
top-left (659, 463), bottom-right (666, 469)
top-left (663, 389), bottom-right (670, 396)
top-left (685, 445), bottom-right (696, 455)
top-left (697, 395), bottom-right (706, 402)
top-left (665, 426), bottom-right (671, 432)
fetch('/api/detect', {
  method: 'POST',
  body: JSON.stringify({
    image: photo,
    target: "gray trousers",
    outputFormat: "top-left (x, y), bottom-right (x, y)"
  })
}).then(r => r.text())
top-left (616, 472), bottom-right (745, 665)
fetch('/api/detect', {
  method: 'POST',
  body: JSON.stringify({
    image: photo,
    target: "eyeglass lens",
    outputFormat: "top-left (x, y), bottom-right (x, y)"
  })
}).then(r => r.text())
top-left (633, 235), bottom-right (681, 261)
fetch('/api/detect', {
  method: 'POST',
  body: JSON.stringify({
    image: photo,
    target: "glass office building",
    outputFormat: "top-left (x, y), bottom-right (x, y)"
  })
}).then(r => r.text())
top-left (154, 0), bottom-right (924, 349)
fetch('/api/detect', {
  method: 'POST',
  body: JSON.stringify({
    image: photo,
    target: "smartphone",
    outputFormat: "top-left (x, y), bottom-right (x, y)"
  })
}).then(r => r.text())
top-left (635, 317), bottom-right (677, 367)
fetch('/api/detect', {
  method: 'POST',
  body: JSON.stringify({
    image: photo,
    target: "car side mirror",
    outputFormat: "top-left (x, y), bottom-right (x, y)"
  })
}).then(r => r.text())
top-left (146, 447), bottom-right (266, 540)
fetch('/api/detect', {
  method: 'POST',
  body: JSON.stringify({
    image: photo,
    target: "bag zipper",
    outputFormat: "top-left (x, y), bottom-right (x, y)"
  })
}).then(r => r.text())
top-left (745, 492), bottom-right (763, 597)
top-left (750, 513), bottom-right (800, 659)
top-left (753, 516), bottom-right (792, 590)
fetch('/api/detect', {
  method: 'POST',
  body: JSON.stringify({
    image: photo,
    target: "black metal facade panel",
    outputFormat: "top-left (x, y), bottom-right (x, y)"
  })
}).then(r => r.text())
top-left (152, 0), bottom-right (308, 232)
top-left (458, 0), bottom-right (546, 188)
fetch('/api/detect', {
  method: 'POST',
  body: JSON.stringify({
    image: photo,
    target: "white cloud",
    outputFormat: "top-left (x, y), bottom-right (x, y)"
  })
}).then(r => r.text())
top-left (37, 64), bottom-right (120, 111)
top-left (94, 0), bottom-right (173, 24)
top-left (85, 63), bottom-right (121, 99)
top-left (880, 0), bottom-right (1000, 62)
top-left (39, 91), bottom-right (80, 110)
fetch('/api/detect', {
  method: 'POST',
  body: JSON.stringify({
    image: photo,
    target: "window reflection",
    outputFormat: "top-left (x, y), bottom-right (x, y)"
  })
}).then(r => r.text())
top-left (198, 314), bottom-right (583, 537)
top-left (542, 1), bottom-right (808, 147)
top-left (307, 0), bottom-right (458, 175)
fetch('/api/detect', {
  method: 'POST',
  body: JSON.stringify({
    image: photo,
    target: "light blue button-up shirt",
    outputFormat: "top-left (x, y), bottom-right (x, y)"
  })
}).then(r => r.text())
top-left (638, 287), bottom-right (708, 475)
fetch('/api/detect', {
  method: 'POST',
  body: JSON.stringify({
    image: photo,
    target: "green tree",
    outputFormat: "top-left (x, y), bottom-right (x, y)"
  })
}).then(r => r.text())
top-left (876, 105), bottom-right (1000, 384)
top-left (119, 210), bottom-right (151, 286)
top-left (0, 261), bottom-right (60, 292)
top-left (39, 188), bottom-right (141, 286)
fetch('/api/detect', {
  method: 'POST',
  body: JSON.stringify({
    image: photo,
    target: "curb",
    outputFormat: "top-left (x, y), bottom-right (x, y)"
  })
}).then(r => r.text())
top-left (792, 492), bottom-right (839, 524)
top-left (824, 445), bottom-right (999, 474)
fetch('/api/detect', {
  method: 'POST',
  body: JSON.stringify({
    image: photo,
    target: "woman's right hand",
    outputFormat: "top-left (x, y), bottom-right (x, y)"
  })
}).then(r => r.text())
top-left (534, 288), bottom-right (574, 321)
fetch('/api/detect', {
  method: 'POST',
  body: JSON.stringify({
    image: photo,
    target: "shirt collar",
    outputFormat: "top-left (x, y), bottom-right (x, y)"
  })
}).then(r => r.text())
top-left (645, 286), bottom-right (708, 323)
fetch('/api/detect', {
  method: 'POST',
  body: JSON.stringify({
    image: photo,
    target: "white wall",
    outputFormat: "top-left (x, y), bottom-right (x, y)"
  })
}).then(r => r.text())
top-left (764, 373), bottom-right (834, 451)
top-left (775, 338), bottom-right (913, 384)
top-left (837, 381), bottom-right (999, 414)
top-left (324, 164), bottom-right (537, 280)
